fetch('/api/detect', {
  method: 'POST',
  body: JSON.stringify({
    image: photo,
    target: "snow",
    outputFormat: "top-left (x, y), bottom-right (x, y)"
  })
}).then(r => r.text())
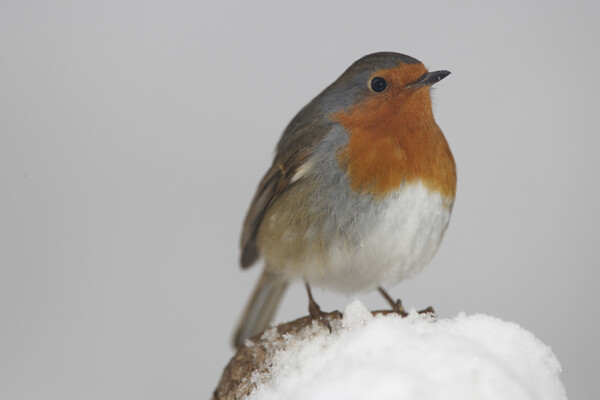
top-left (247, 300), bottom-right (567, 400)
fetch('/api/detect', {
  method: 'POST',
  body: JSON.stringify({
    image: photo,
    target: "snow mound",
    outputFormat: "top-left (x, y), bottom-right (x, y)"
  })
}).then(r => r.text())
top-left (248, 300), bottom-right (566, 400)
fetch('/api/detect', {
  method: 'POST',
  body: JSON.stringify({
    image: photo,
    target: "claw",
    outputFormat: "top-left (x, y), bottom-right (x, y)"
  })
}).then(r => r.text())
top-left (378, 287), bottom-right (408, 316)
top-left (304, 283), bottom-right (335, 333)
top-left (418, 306), bottom-right (435, 315)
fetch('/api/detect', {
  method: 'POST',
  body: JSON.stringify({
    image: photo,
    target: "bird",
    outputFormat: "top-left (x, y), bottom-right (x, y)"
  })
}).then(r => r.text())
top-left (234, 52), bottom-right (456, 347)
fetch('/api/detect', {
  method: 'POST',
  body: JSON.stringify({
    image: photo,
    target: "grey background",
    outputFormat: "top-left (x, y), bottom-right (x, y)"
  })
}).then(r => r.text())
top-left (1, 1), bottom-right (598, 399)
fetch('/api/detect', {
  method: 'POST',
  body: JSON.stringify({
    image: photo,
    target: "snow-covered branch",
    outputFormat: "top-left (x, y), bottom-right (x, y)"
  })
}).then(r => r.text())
top-left (214, 300), bottom-right (566, 400)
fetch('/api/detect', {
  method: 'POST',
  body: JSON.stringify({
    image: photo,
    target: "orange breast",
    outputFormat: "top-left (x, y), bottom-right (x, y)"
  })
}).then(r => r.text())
top-left (331, 65), bottom-right (456, 199)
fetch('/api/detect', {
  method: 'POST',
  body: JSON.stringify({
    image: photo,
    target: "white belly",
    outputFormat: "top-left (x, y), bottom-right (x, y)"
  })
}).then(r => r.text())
top-left (296, 182), bottom-right (453, 292)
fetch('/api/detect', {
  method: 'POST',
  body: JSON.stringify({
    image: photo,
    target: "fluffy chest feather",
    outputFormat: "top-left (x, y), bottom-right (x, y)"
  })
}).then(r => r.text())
top-left (257, 121), bottom-right (455, 292)
top-left (257, 134), bottom-right (454, 292)
top-left (332, 83), bottom-right (456, 199)
top-left (290, 181), bottom-right (453, 292)
top-left (319, 182), bottom-right (453, 292)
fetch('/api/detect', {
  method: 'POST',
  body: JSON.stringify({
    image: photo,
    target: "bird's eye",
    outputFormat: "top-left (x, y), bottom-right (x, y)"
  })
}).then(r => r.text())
top-left (370, 77), bottom-right (387, 93)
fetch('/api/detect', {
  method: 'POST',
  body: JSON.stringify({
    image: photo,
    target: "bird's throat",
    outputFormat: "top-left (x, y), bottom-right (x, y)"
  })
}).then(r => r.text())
top-left (332, 91), bottom-right (456, 200)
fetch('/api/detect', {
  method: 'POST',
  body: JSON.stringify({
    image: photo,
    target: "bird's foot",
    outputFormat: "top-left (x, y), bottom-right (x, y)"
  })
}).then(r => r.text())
top-left (378, 287), bottom-right (408, 316)
top-left (377, 287), bottom-right (437, 317)
top-left (418, 306), bottom-right (436, 316)
top-left (302, 283), bottom-right (336, 333)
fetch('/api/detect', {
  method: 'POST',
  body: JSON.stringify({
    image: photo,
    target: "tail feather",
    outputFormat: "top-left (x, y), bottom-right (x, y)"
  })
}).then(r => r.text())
top-left (233, 270), bottom-right (288, 347)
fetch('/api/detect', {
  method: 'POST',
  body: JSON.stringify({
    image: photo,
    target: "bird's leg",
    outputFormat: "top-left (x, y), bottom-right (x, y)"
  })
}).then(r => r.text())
top-left (302, 283), bottom-right (338, 334)
top-left (306, 283), bottom-right (324, 319)
top-left (378, 287), bottom-right (408, 316)
top-left (377, 287), bottom-right (435, 316)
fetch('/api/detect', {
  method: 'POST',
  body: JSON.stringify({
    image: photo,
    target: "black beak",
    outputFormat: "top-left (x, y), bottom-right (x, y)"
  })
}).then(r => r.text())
top-left (407, 70), bottom-right (451, 89)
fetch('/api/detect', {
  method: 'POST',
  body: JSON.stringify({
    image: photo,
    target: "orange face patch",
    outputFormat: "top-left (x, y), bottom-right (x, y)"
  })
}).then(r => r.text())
top-left (331, 63), bottom-right (456, 199)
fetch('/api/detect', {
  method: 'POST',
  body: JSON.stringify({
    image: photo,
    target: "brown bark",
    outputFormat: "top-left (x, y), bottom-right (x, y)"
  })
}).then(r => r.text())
top-left (212, 308), bottom-right (431, 399)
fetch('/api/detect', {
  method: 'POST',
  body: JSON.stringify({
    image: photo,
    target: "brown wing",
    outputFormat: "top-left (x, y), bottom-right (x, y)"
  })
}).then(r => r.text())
top-left (240, 101), bottom-right (330, 268)
top-left (240, 149), bottom-right (311, 268)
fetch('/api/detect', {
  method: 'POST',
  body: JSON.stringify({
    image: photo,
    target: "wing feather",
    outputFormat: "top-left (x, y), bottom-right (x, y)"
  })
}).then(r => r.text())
top-left (240, 102), bottom-right (331, 268)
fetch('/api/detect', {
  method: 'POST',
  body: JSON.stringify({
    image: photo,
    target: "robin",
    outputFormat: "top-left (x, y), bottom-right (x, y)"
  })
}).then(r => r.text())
top-left (234, 52), bottom-right (456, 347)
